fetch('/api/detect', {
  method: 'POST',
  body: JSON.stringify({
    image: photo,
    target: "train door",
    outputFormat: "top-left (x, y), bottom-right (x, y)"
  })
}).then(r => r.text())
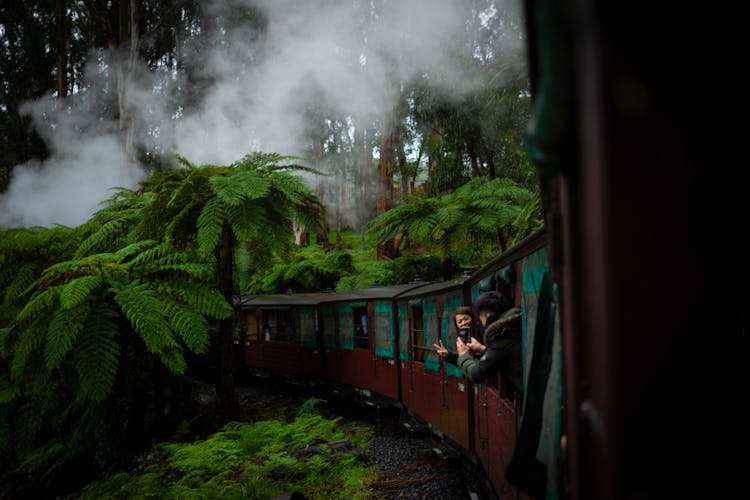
top-left (321, 304), bottom-right (337, 381)
top-left (371, 300), bottom-right (398, 399)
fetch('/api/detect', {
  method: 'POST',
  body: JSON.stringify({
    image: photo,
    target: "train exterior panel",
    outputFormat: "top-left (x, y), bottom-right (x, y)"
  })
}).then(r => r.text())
top-left (237, 293), bottom-right (327, 379)
top-left (321, 284), bottom-right (427, 401)
top-left (397, 279), bottom-right (473, 450)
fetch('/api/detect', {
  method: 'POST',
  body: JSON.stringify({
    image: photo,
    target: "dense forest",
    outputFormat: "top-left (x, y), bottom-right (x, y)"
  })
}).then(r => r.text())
top-left (0, 0), bottom-right (540, 496)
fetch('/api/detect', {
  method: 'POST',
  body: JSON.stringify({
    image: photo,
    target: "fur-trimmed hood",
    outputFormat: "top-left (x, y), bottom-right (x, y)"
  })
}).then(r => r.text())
top-left (483, 307), bottom-right (523, 342)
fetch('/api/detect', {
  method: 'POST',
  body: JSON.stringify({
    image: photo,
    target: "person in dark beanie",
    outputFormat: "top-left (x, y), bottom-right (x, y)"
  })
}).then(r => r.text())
top-left (456, 291), bottom-right (523, 395)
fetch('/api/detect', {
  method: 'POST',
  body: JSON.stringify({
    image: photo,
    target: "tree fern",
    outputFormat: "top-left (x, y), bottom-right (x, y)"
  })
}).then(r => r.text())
top-left (59, 275), bottom-right (103, 310)
top-left (113, 282), bottom-right (178, 358)
top-left (14, 402), bottom-right (44, 459)
top-left (178, 285), bottom-right (233, 320)
top-left (45, 302), bottom-right (90, 370)
top-left (196, 197), bottom-right (226, 259)
top-left (74, 303), bottom-right (120, 403)
top-left (10, 314), bottom-right (50, 380)
top-left (210, 170), bottom-right (269, 205)
top-left (3, 263), bottom-right (40, 307)
top-left (160, 300), bottom-right (210, 353)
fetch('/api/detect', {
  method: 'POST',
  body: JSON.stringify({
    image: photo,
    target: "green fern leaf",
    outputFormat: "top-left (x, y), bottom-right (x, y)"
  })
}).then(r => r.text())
top-left (45, 302), bottom-right (90, 370)
top-left (15, 403), bottom-right (43, 459)
top-left (179, 286), bottom-right (233, 320)
top-left (162, 301), bottom-right (210, 353)
top-left (0, 385), bottom-right (21, 404)
top-left (3, 263), bottom-right (40, 306)
top-left (114, 239), bottom-right (158, 262)
top-left (10, 315), bottom-right (50, 381)
top-left (196, 197), bottom-right (226, 259)
top-left (59, 275), bottom-right (102, 310)
top-left (74, 302), bottom-right (120, 402)
top-left (113, 282), bottom-right (178, 354)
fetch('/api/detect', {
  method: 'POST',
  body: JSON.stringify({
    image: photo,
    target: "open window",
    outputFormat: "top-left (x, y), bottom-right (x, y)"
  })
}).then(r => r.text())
top-left (242, 310), bottom-right (258, 340)
top-left (353, 306), bottom-right (369, 349)
top-left (411, 305), bottom-right (425, 362)
top-left (261, 309), bottom-right (295, 342)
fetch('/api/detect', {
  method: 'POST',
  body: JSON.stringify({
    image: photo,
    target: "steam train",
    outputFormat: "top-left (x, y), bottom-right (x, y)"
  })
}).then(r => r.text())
top-left (234, 228), bottom-right (559, 499)
top-left (233, 1), bottom-right (747, 498)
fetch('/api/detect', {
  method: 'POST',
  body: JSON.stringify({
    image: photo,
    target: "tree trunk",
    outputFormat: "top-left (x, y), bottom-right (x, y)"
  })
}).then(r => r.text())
top-left (216, 222), bottom-right (239, 420)
top-left (363, 127), bottom-right (374, 213)
top-left (376, 117), bottom-right (397, 259)
top-left (313, 137), bottom-right (330, 246)
top-left (376, 89), bottom-right (400, 259)
top-left (55, 0), bottom-right (68, 98)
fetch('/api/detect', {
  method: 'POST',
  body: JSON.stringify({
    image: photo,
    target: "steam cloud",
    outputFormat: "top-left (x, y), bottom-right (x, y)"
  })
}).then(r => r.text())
top-left (0, 0), bottom-right (525, 229)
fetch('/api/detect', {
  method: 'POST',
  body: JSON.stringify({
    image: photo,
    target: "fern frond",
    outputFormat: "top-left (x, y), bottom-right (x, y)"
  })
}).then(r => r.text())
top-left (113, 282), bottom-right (177, 355)
top-left (157, 263), bottom-right (214, 281)
top-left (45, 302), bottom-right (90, 370)
top-left (129, 240), bottom-right (170, 266)
top-left (0, 385), bottom-right (21, 404)
top-left (179, 286), bottom-right (233, 320)
top-left (162, 301), bottom-right (210, 353)
top-left (114, 240), bottom-right (158, 263)
top-left (15, 402), bottom-right (44, 459)
top-left (210, 170), bottom-right (269, 205)
top-left (10, 315), bottom-right (49, 380)
top-left (74, 217), bottom-right (135, 258)
top-left (16, 286), bottom-right (61, 325)
top-left (74, 302), bottom-right (120, 402)
top-left (59, 275), bottom-right (102, 310)
top-left (196, 197), bottom-right (226, 259)
top-left (3, 263), bottom-right (40, 306)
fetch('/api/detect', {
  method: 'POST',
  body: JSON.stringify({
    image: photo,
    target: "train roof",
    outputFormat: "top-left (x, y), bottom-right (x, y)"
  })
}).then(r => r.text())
top-left (234, 282), bottom-right (431, 308)
top-left (396, 277), bottom-right (469, 300)
top-left (467, 227), bottom-right (547, 284)
top-left (235, 292), bottom-right (331, 307)
top-left (318, 282), bottom-right (431, 303)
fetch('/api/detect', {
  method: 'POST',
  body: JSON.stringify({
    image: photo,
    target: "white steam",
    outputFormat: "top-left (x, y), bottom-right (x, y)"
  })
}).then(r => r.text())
top-left (0, 0), bottom-right (525, 229)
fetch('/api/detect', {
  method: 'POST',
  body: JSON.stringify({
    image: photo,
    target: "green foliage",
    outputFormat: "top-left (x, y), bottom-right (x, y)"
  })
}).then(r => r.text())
top-left (367, 176), bottom-right (538, 271)
top-left (250, 245), bottom-right (357, 293)
top-left (79, 401), bottom-right (375, 500)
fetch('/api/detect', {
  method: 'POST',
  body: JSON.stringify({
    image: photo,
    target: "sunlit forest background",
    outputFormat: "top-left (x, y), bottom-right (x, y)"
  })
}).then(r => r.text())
top-left (0, 0), bottom-right (540, 496)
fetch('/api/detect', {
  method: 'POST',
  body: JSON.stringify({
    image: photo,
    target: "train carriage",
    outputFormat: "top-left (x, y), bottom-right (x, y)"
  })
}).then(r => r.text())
top-left (319, 283), bottom-right (429, 401)
top-left (396, 277), bottom-right (474, 449)
top-left (236, 292), bottom-right (327, 379)
top-left (465, 228), bottom-right (560, 500)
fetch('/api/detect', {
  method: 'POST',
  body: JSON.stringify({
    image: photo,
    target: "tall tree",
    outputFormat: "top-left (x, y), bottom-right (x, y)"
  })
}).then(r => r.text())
top-left (142, 153), bottom-right (322, 418)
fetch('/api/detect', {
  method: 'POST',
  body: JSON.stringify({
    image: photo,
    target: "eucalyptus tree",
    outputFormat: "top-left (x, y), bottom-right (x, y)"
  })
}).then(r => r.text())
top-left (367, 177), bottom-right (538, 279)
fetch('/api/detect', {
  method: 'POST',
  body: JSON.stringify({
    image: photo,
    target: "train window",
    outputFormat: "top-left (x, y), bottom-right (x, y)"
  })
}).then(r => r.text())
top-left (338, 305), bottom-right (355, 350)
top-left (353, 306), bottom-right (369, 349)
top-left (297, 307), bottom-right (317, 348)
top-left (422, 302), bottom-right (439, 371)
top-left (262, 309), bottom-right (295, 342)
top-left (373, 301), bottom-right (393, 358)
top-left (411, 305), bottom-right (425, 362)
top-left (441, 294), bottom-right (464, 378)
top-left (245, 311), bottom-right (258, 340)
top-left (398, 303), bottom-right (409, 361)
top-left (322, 305), bottom-right (336, 348)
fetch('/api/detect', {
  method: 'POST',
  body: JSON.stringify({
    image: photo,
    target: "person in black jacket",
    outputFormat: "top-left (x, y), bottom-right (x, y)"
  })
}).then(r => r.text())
top-left (457, 291), bottom-right (523, 395)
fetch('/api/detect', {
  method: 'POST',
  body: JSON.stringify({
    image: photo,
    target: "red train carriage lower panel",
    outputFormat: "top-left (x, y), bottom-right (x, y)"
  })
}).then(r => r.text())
top-left (244, 340), bottom-right (322, 379)
top-left (325, 348), bottom-right (399, 400)
top-left (401, 362), bottom-right (470, 450)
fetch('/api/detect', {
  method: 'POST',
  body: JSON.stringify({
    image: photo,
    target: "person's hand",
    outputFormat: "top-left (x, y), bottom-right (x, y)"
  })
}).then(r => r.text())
top-left (467, 337), bottom-right (486, 355)
top-left (456, 337), bottom-right (470, 356)
top-left (433, 339), bottom-right (448, 358)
